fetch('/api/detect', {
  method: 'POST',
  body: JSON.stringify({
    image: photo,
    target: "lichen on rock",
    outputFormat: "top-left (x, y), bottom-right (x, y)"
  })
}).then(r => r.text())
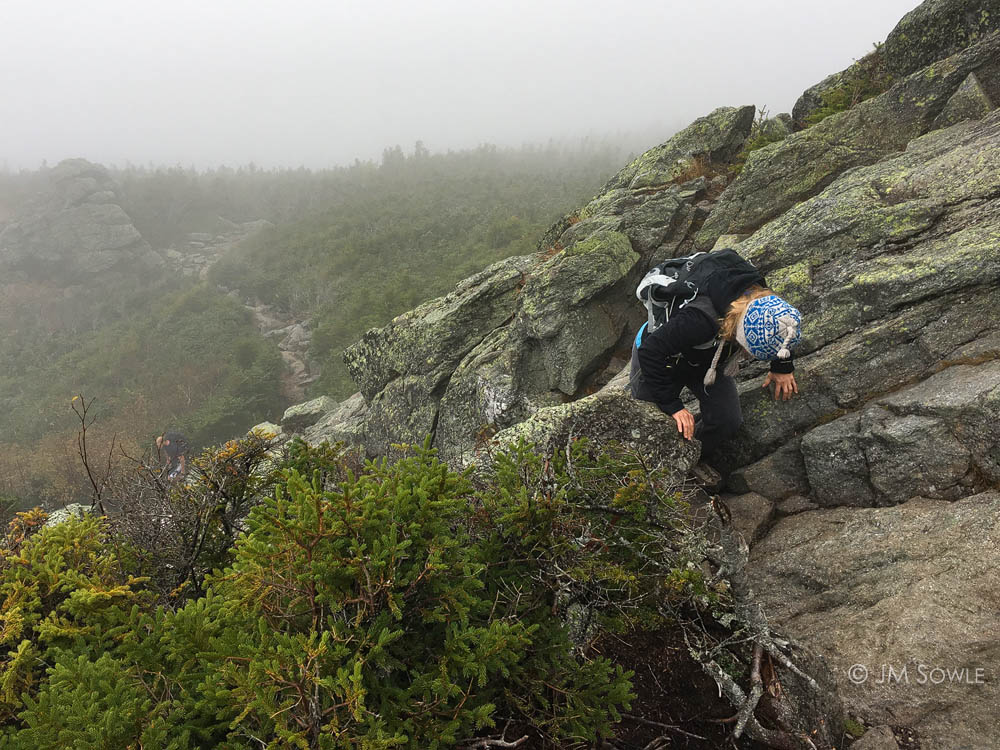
top-left (699, 31), bottom-right (1000, 248)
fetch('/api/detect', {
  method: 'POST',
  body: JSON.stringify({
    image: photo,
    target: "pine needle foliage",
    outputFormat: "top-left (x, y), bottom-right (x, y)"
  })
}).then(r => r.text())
top-left (0, 512), bottom-right (150, 731)
top-left (0, 437), bottom-right (718, 749)
top-left (199, 441), bottom-right (631, 748)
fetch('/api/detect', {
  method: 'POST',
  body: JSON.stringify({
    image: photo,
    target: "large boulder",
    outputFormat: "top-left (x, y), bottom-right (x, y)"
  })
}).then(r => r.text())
top-left (931, 70), bottom-right (996, 128)
top-left (602, 106), bottom-right (755, 192)
top-left (489, 387), bottom-right (700, 475)
top-left (343, 254), bottom-right (535, 456)
top-left (727, 437), bottom-right (810, 500)
top-left (720, 491), bottom-right (775, 546)
top-left (882, 0), bottom-right (1000, 78)
top-left (280, 395), bottom-right (338, 434)
top-left (344, 254), bottom-right (535, 403)
top-left (0, 159), bottom-right (160, 284)
top-left (302, 392), bottom-right (367, 448)
top-left (520, 230), bottom-right (640, 394)
top-left (698, 31), bottom-right (1000, 249)
top-left (749, 492), bottom-right (1000, 749)
top-left (802, 361), bottom-right (1000, 507)
top-left (434, 326), bottom-right (559, 468)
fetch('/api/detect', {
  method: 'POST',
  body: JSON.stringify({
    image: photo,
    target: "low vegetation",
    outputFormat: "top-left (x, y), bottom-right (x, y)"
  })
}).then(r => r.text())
top-left (0, 281), bottom-right (286, 511)
top-left (728, 107), bottom-right (790, 177)
top-left (0, 431), bottom-right (742, 749)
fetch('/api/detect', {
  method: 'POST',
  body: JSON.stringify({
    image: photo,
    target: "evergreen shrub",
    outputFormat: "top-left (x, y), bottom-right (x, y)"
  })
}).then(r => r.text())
top-left (0, 437), bottom-right (714, 748)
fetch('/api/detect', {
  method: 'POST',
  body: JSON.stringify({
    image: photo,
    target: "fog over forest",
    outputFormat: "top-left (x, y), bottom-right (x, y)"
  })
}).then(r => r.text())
top-left (4, 0), bottom-right (918, 169)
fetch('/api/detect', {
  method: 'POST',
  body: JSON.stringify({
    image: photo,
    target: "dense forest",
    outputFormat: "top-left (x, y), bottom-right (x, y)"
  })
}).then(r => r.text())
top-left (0, 140), bottom-right (632, 512)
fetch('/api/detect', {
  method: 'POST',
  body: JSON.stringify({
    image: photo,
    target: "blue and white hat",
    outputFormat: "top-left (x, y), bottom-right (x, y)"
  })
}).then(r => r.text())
top-left (736, 295), bottom-right (802, 360)
top-left (703, 295), bottom-right (802, 387)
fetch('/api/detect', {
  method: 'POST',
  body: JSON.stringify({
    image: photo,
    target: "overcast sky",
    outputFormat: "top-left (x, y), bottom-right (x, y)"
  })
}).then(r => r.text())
top-left (2, 0), bottom-right (920, 170)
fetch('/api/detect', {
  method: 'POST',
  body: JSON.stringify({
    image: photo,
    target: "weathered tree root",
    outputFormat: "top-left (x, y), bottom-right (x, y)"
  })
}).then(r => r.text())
top-left (682, 498), bottom-right (833, 750)
top-left (733, 643), bottom-right (765, 738)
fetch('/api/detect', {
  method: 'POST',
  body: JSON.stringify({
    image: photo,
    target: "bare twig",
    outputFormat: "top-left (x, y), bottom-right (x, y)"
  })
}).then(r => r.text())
top-left (622, 713), bottom-right (708, 741)
top-left (71, 394), bottom-right (116, 515)
top-left (733, 643), bottom-right (764, 739)
top-left (458, 735), bottom-right (529, 749)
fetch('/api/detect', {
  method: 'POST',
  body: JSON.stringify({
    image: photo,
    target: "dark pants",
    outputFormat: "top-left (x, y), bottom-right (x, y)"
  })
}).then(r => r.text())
top-left (629, 344), bottom-right (742, 462)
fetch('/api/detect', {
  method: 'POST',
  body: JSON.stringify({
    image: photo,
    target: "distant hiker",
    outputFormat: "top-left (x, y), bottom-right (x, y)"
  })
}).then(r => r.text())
top-left (156, 431), bottom-right (190, 480)
top-left (629, 249), bottom-right (801, 475)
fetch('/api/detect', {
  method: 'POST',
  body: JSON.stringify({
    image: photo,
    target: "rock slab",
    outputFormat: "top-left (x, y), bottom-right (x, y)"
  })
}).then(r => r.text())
top-left (749, 492), bottom-right (1000, 750)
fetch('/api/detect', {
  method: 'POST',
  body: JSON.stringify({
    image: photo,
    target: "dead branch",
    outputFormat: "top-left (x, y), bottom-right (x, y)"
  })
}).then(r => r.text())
top-left (622, 713), bottom-right (708, 741)
top-left (682, 506), bottom-right (828, 750)
top-left (71, 394), bottom-right (116, 515)
top-left (458, 735), bottom-right (529, 749)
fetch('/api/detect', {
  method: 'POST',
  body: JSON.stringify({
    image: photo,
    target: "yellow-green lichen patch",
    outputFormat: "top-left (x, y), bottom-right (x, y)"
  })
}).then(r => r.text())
top-left (766, 261), bottom-right (813, 307)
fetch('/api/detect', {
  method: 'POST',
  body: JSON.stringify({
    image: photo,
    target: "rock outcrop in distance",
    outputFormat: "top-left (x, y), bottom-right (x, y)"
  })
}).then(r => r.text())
top-left (0, 159), bottom-right (161, 284)
top-left (281, 1), bottom-right (1000, 746)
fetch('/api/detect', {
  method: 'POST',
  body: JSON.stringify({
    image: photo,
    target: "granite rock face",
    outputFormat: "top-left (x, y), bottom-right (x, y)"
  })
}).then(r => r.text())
top-left (699, 31), bottom-right (1000, 248)
top-left (728, 110), bottom-right (1000, 484)
top-left (280, 395), bottom-right (339, 434)
top-left (344, 254), bottom-right (534, 404)
top-left (931, 70), bottom-right (996, 128)
top-left (343, 254), bottom-right (535, 456)
top-left (882, 0), bottom-right (1000, 78)
top-left (601, 106), bottom-right (755, 192)
top-left (727, 438), bottom-right (809, 501)
top-left (749, 492), bottom-right (1000, 750)
top-left (720, 492), bottom-right (775, 546)
top-left (301, 392), bottom-right (367, 448)
top-left (802, 362), bottom-right (1000, 507)
top-left (792, 0), bottom-right (1000, 125)
top-left (849, 726), bottom-right (899, 750)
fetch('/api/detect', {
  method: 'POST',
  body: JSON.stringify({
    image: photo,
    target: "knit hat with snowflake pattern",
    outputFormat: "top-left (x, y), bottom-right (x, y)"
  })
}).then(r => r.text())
top-left (703, 295), bottom-right (802, 386)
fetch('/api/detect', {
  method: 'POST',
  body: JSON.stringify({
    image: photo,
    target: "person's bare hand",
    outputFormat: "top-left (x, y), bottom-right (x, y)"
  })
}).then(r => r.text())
top-left (763, 372), bottom-right (799, 401)
top-left (671, 408), bottom-right (695, 440)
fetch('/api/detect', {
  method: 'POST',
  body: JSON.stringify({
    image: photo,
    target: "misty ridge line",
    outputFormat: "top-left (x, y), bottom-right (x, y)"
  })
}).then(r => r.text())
top-left (0, 125), bottom-right (688, 176)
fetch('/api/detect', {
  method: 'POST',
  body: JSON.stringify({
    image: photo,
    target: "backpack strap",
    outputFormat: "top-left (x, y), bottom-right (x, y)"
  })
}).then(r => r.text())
top-left (634, 321), bottom-right (648, 349)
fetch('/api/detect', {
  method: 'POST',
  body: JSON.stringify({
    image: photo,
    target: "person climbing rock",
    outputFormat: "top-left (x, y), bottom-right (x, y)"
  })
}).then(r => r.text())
top-left (156, 431), bottom-right (190, 481)
top-left (629, 249), bottom-right (801, 485)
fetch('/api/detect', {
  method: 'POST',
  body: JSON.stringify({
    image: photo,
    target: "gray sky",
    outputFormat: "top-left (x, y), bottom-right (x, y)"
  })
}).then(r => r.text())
top-left (2, 0), bottom-right (920, 170)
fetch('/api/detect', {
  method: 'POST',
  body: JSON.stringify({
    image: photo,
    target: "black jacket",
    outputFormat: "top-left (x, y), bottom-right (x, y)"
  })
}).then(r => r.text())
top-left (633, 252), bottom-right (794, 415)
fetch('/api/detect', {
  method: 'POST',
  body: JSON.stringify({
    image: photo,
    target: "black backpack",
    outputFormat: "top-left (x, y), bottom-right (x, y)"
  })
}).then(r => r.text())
top-left (635, 249), bottom-right (761, 337)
